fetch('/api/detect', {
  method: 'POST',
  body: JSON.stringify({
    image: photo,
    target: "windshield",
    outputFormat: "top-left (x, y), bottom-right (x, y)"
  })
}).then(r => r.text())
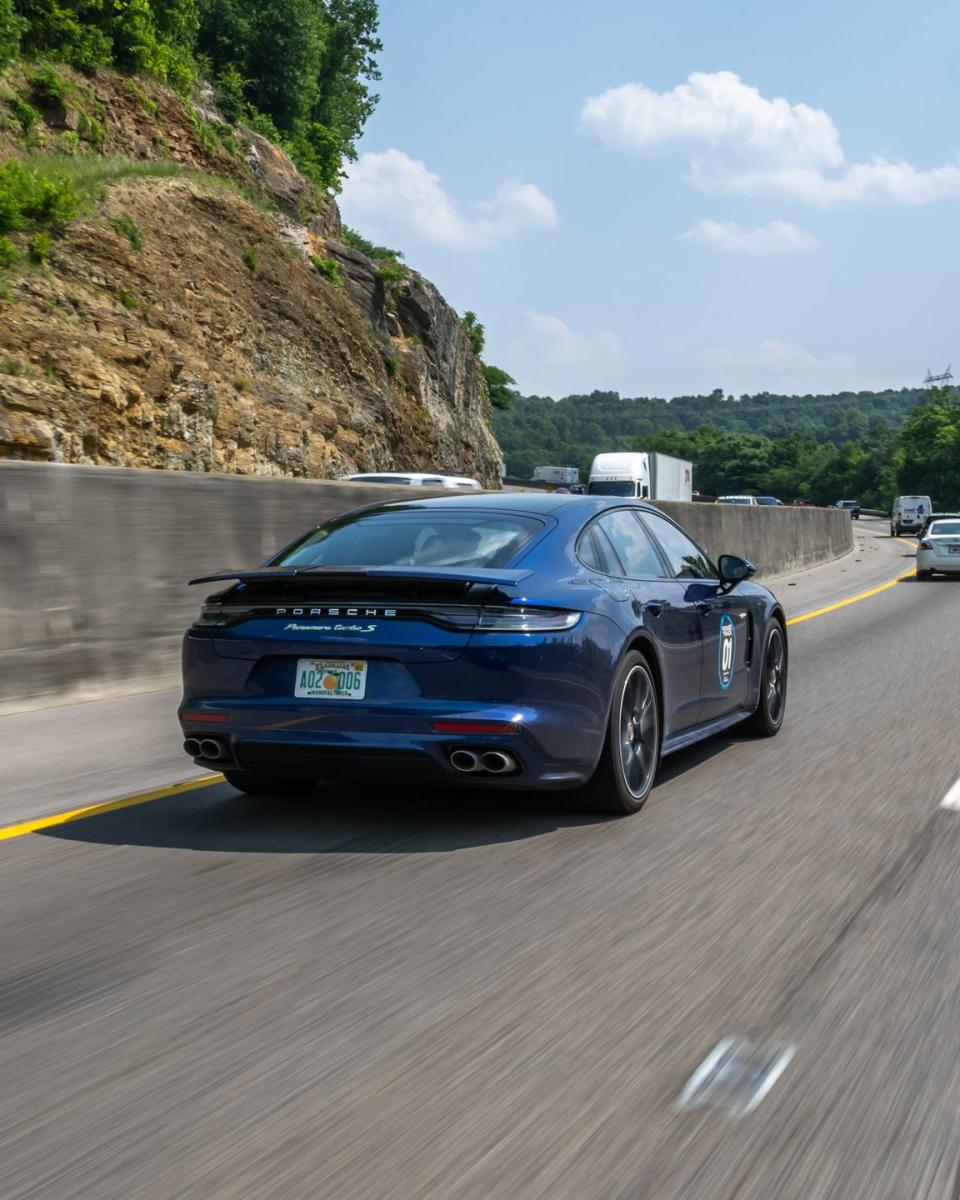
top-left (718, 497), bottom-right (752, 505)
top-left (587, 481), bottom-right (637, 497)
top-left (929, 521), bottom-right (960, 536)
top-left (275, 510), bottom-right (543, 569)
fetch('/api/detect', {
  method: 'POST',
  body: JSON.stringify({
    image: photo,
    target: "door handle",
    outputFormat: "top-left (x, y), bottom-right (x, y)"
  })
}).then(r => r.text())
top-left (643, 600), bottom-right (668, 617)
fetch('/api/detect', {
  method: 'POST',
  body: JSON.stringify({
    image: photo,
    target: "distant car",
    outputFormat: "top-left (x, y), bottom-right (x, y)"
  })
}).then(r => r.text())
top-left (835, 500), bottom-right (861, 519)
top-left (755, 496), bottom-right (783, 506)
top-left (916, 517), bottom-right (960, 578)
top-left (343, 472), bottom-right (483, 490)
top-left (181, 494), bottom-right (788, 816)
top-left (568, 484), bottom-right (586, 495)
top-left (717, 495), bottom-right (759, 506)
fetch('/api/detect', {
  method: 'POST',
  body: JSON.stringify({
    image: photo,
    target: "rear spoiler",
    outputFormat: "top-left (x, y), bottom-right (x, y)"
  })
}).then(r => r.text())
top-left (188, 565), bottom-right (534, 588)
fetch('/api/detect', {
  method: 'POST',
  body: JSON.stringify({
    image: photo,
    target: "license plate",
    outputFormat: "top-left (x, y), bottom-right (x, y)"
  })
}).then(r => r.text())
top-left (949, 546), bottom-right (960, 554)
top-left (294, 659), bottom-right (367, 699)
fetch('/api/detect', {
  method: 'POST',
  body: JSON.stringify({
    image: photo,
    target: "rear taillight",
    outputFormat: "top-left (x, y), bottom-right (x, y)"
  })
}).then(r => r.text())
top-left (920, 540), bottom-right (933, 550)
top-left (193, 605), bottom-right (229, 627)
top-left (420, 605), bottom-right (580, 632)
top-left (475, 606), bottom-right (581, 632)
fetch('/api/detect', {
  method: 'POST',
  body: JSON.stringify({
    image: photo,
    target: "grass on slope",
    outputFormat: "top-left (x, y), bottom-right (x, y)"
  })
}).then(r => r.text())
top-left (0, 155), bottom-right (264, 236)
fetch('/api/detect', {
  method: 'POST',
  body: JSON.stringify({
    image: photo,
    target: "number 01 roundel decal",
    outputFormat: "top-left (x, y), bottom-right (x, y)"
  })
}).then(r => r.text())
top-left (718, 614), bottom-right (735, 689)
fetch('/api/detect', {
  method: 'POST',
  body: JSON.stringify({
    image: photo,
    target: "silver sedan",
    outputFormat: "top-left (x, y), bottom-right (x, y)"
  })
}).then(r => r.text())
top-left (916, 517), bottom-right (960, 578)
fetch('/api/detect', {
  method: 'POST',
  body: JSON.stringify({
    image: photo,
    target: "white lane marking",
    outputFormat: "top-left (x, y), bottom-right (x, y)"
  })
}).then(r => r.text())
top-left (940, 777), bottom-right (960, 810)
top-left (677, 1036), bottom-right (796, 1118)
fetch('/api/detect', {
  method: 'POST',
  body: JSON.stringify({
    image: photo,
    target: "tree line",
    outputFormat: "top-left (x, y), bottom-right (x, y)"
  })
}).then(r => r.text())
top-left (1, 0), bottom-right (380, 191)
top-left (492, 385), bottom-right (960, 507)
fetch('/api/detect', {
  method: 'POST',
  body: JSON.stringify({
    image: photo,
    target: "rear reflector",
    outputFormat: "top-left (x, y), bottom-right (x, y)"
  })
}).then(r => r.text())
top-left (432, 720), bottom-right (520, 735)
top-left (180, 711), bottom-right (228, 724)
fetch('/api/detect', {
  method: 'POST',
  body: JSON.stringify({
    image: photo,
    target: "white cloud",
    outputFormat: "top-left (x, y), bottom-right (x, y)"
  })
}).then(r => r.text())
top-left (504, 311), bottom-right (622, 395)
top-left (704, 340), bottom-right (856, 374)
top-left (340, 150), bottom-right (557, 250)
top-left (582, 71), bottom-right (960, 207)
top-left (683, 218), bottom-right (817, 255)
top-left (522, 311), bottom-right (620, 369)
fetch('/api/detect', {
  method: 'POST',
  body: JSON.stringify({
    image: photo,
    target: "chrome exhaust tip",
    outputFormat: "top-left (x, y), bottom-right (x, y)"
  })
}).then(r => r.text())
top-left (198, 738), bottom-right (224, 760)
top-left (450, 749), bottom-right (481, 773)
top-left (183, 738), bottom-right (202, 757)
top-left (480, 750), bottom-right (516, 775)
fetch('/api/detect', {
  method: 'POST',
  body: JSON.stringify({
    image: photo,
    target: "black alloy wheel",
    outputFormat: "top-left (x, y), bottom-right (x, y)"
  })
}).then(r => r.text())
top-left (579, 650), bottom-right (661, 816)
top-left (744, 622), bottom-right (787, 737)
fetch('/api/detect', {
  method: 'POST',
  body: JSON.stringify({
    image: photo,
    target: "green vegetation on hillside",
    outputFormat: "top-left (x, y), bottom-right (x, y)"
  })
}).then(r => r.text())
top-left (458, 310), bottom-right (516, 411)
top-left (4, 0), bottom-right (381, 190)
top-left (495, 386), bottom-right (960, 508)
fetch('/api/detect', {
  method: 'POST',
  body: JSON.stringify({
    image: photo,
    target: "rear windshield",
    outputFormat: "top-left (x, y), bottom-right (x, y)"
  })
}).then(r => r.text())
top-left (587, 481), bottom-right (636, 497)
top-left (930, 521), bottom-right (960, 536)
top-left (275, 511), bottom-right (543, 569)
top-left (718, 497), bottom-right (752, 505)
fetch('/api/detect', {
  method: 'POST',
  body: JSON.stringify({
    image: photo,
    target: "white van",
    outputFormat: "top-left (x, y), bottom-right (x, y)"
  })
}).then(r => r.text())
top-left (342, 472), bottom-right (483, 490)
top-left (891, 495), bottom-right (932, 536)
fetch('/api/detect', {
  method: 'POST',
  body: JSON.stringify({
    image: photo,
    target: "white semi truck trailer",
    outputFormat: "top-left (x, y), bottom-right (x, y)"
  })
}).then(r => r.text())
top-left (586, 452), bottom-right (692, 501)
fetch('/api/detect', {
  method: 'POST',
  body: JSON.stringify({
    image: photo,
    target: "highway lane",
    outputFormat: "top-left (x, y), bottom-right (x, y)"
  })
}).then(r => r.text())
top-left (4, 520), bottom-right (960, 1198)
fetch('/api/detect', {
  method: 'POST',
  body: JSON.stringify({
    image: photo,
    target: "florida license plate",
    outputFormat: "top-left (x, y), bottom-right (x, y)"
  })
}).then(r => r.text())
top-left (949, 546), bottom-right (960, 554)
top-left (294, 659), bottom-right (367, 699)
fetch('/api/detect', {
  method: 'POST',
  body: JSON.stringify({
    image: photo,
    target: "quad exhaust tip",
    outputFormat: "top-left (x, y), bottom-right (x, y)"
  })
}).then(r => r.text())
top-left (480, 750), bottom-right (516, 774)
top-left (449, 748), bottom-right (518, 775)
top-left (450, 749), bottom-right (481, 773)
top-left (184, 737), bottom-right (226, 761)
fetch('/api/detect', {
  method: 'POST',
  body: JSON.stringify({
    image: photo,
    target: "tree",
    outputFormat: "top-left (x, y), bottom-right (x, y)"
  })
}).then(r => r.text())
top-left (460, 310), bottom-right (484, 356)
top-left (0, 0), bottom-right (22, 66)
top-left (483, 364), bottom-right (515, 411)
top-left (898, 387), bottom-right (960, 507)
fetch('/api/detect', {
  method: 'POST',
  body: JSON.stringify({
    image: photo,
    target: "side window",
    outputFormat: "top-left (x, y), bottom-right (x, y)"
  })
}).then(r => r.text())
top-left (596, 510), bottom-right (666, 578)
top-left (641, 510), bottom-right (716, 579)
top-left (577, 525), bottom-right (618, 574)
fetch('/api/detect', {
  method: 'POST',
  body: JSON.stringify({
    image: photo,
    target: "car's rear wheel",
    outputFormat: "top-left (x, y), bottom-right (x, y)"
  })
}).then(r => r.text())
top-left (223, 769), bottom-right (317, 798)
top-left (743, 622), bottom-right (787, 737)
top-left (917, 569), bottom-right (932, 580)
top-left (577, 650), bottom-right (661, 816)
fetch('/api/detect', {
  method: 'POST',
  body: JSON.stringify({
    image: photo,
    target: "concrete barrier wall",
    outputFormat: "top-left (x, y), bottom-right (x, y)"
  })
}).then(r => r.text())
top-left (0, 463), bottom-right (852, 708)
top-left (654, 500), bottom-right (853, 580)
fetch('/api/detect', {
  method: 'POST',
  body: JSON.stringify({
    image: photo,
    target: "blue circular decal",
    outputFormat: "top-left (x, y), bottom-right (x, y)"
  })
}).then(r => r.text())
top-left (718, 614), bottom-right (735, 690)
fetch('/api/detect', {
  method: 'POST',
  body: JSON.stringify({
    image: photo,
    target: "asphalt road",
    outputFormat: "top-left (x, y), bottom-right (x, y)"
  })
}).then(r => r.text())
top-left (4, 517), bottom-right (959, 1199)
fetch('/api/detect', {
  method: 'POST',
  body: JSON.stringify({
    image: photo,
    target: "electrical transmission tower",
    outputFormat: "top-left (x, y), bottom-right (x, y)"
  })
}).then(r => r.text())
top-left (923, 365), bottom-right (953, 387)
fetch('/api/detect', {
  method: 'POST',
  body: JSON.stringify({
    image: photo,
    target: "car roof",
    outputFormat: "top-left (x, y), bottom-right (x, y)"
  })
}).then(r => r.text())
top-left (353, 492), bottom-right (669, 519)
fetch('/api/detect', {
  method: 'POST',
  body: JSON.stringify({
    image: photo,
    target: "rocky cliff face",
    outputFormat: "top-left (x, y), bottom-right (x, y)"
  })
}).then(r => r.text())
top-left (0, 68), bottom-right (503, 484)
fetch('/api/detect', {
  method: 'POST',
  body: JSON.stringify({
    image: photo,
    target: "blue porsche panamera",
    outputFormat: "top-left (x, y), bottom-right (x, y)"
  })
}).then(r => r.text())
top-left (180, 493), bottom-right (787, 815)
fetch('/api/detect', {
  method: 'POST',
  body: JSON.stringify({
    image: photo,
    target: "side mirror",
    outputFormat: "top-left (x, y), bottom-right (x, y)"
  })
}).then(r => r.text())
top-left (718, 554), bottom-right (755, 586)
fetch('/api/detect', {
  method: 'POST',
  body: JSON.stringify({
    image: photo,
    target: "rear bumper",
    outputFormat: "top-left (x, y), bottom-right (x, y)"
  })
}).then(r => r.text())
top-left (180, 615), bottom-right (623, 789)
top-left (917, 550), bottom-right (960, 574)
top-left (178, 711), bottom-right (596, 790)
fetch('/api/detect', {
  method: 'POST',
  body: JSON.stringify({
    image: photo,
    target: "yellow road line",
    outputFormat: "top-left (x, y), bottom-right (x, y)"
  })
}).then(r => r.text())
top-left (0, 774), bottom-right (223, 842)
top-left (787, 560), bottom-right (916, 625)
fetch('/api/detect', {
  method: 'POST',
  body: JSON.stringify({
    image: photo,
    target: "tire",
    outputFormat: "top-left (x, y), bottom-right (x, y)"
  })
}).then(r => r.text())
top-left (576, 651), bottom-right (661, 816)
top-left (743, 621), bottom-right (787, 737)
top-left (223, 769), bottom-right (317, 797)
top-left (917, 569), bottom-right (932, 580)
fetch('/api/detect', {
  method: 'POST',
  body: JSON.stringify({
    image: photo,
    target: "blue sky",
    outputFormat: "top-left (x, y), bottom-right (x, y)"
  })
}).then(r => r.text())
top-left (339, 0), bottom-right (959, 400)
